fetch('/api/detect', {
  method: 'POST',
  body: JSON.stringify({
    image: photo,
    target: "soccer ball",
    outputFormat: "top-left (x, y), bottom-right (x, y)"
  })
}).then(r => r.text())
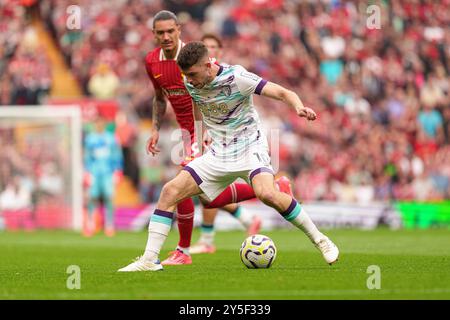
top-left (240, 234), bottom-right (277, 269)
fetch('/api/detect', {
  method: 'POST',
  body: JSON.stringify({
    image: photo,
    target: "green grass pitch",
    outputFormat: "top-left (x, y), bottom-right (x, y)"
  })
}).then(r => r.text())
top-left (1, 228), bottom-right (449, 299)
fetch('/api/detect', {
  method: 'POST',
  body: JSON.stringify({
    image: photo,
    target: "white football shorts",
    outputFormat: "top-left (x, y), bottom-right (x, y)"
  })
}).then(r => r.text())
top-left (183, 141), bottom-right (274, 202)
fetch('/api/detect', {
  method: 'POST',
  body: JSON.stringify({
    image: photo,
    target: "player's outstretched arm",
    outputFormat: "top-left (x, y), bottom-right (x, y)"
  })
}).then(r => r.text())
top-left (260, 82), bottom-right (317, 121)
top-left (147, 88), bottom-right (167, 156)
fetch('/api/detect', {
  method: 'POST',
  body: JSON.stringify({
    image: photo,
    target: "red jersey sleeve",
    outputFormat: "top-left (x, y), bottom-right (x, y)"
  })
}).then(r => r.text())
top-left (144, 54), bottom-right (161, 91)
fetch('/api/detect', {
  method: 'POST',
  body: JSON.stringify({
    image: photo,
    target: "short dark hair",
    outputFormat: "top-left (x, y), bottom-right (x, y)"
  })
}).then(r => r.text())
top-left (177, 42), bottom-right (209, 70)
top-left (153, 10), bottom-right (179, 28)
top-left (201, 33), bottom-right (223, 48)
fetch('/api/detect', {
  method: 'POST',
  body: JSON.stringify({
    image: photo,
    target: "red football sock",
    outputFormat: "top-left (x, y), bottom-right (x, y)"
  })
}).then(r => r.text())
top-left (204, 183), bottom-right (256, 208)
top-left (176, 198), bottom-right (195, 248)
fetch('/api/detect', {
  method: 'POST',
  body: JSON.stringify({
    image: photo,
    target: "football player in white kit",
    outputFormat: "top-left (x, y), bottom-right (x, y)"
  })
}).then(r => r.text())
top-left (118, 42), bottom-right (339, 272)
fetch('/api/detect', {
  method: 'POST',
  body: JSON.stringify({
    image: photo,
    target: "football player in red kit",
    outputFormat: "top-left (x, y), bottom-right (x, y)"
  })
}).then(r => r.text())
top-left (144, 10), bottom-right (292, 265)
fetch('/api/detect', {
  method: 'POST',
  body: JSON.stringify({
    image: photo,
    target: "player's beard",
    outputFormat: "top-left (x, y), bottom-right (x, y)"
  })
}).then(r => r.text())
top-left (198, 73), bottom-right (214, 89)
top-left (191, 67), bottom-right (214, 88)
top-left (193, 76), bottom-right (209, 89)
top-left (162, 47), bottom-right (176, 58)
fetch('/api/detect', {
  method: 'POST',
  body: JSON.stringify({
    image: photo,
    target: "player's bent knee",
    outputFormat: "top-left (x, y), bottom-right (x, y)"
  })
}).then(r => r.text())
top-left (160, 182), bottom-right (181, 204)
top-left (256, 190), bottom-right (278, 206)
top-left (252, 184), bottom-right (264, 199)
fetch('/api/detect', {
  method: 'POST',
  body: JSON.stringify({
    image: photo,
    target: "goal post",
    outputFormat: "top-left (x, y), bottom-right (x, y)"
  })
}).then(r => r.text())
top-left (0, 106), bottom-right (83, 231)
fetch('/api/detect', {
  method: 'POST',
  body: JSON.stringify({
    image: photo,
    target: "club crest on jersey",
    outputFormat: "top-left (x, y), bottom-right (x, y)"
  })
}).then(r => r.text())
top-left (221, 85), bottom-right (232, 97)
top-left (223, 75), bottom-right (234, 84)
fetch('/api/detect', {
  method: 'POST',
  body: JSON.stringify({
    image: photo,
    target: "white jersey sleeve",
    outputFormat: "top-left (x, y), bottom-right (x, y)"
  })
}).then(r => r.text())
top-left (233, 65), bottom-right (267, 97)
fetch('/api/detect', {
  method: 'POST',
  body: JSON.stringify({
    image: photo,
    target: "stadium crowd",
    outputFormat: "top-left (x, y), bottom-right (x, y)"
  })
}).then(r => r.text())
top-left (1, 0), bottom-right (52, 105)
top-left (0, 126), bottom-right (68, 230)
top-left (1, 0), bottom-right (449, 205)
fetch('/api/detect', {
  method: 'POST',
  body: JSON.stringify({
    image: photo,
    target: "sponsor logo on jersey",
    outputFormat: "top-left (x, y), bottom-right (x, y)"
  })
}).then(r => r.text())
top-left (162, 88), bottom-right (189, 96)
top-left (240, 71), bottom-right (260, 81)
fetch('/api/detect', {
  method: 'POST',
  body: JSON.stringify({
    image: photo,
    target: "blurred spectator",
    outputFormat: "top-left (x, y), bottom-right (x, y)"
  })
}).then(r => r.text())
top-left (0, 175), bottom-right (35, 231)
top-left (115, 111), bottom-right (140, 188)
top-left (88, 63), bottom-right (120, 100)
top-left (0, 2), bottom-right (26, 74)
top-left (37, 161), bottom-right (64, 197)
top-left (417, 100), bottom-right (444, 142)
top-left (0, 175), bottom-right (32, 212)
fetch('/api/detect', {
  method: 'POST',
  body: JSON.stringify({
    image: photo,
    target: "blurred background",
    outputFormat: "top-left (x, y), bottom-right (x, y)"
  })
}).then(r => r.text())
top-left (0, 0), bottom-right (449, 233)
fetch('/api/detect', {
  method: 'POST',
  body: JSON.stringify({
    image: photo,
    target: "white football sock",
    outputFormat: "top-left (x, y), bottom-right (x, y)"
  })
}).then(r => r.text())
top-left (176, 246), bottom-right (190, 255)
top-left (282, 200), bottom-right (324, 244)
top-left (291, 208), bottom-right (324, 243)
top-left (143, 210), bottom-right (173, 262)
top-left (199, 232), bottom-right (215, 246)
top-left (199, 224), bottom-right (215, 246)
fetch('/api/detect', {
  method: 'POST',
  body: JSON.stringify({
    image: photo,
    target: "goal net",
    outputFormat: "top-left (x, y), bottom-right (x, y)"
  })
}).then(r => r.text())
top-left (0, 106), bottom-right (83, 231)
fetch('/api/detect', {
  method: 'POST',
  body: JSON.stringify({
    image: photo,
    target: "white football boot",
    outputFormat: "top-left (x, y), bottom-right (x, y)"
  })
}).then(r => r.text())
top-left (315, 237), bottom-right (339, 265)
top-left (118, 256), bottom-right (163, 272)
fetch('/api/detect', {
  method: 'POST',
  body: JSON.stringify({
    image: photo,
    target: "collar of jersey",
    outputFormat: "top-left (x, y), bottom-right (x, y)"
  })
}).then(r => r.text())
top-left (205, 64), bottom-right (224, 88)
